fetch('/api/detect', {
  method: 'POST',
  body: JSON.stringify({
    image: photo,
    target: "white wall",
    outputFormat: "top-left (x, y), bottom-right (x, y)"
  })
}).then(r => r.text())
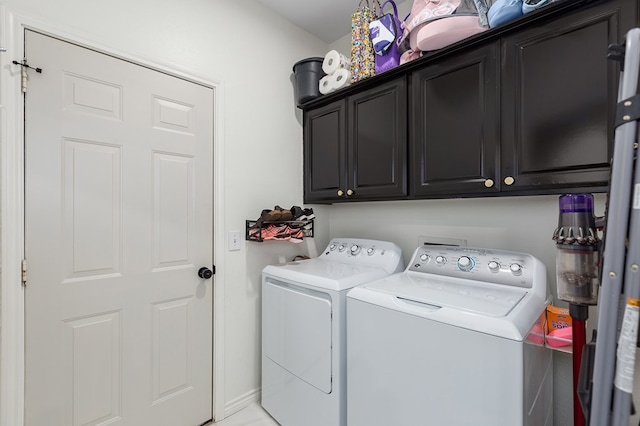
top-left (0, 0), bottom-right (330, 419)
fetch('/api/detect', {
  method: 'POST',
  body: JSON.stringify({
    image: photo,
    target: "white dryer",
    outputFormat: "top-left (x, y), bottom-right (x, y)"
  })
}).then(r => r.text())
top-left (347, 245), bottom-right (553, 426)
top-left (261, 238), bottom-right (404, 426)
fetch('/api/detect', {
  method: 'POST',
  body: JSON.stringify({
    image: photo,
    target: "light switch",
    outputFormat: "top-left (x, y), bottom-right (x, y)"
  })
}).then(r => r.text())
top-left (228, 230), bottom-right (241, 251)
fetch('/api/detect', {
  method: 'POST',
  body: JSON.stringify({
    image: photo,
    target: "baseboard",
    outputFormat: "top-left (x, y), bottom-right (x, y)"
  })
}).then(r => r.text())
top-left (223, 387), bottom-right (261, 419)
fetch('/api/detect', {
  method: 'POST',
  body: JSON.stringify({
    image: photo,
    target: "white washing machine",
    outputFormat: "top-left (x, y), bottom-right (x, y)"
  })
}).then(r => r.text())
top-left (261, 238), bottom-right (404, 426)
top-left (347, 245), bottom-right (553, 426)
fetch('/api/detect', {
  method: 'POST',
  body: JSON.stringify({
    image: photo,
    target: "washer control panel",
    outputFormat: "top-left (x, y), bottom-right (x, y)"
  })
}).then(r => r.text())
top-left (323, 238), bottom-right (404, 274)
top-left (407, 245), bottom-right (538, 289)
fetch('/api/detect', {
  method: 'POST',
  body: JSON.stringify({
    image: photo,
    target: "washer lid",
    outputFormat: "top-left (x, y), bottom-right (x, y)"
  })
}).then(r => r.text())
top-left (363, 273), bottom-right (528, 317)
top-left (263, 258), bottom-right (393, 292)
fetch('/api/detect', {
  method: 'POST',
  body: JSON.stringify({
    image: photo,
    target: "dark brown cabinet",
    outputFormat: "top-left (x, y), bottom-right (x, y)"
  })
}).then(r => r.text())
top-left (304, 78), bottom-right (407, 203)
top-left (410, 43), bottom-right (500, 196)
top-left (301, 0), bottom-right (638, 202)
top-left (500, 0), bottom-right (635, 193)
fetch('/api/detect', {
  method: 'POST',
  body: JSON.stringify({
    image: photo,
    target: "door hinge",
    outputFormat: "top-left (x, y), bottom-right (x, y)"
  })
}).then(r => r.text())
top-left (21, 259), bottom-right (27, 286)
top-left (12, 59), bottom-right (42, 93)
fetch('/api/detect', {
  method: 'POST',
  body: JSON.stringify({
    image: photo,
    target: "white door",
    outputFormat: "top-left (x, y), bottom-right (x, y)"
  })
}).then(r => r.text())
top-left (24, 30), bottom-right (214, 426)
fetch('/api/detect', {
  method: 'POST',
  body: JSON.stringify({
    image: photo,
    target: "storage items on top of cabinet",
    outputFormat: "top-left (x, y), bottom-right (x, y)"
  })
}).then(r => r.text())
top-left (293, 57), bottom-right (325, 106)
top-left (300, 0), bottom-right (567, 107)
top-left (369, 0), bottom-right (403, 74)
top-left (246, 205), bottom-right (315, 243)
top-left (320, 50), bottom-right (352, 95)
top-left (350, 0), bottom-right (381, 83)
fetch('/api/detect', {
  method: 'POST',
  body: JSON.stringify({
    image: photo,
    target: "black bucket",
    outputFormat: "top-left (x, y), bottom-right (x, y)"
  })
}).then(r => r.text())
top-left (293, 57), bottom-right (324, 107)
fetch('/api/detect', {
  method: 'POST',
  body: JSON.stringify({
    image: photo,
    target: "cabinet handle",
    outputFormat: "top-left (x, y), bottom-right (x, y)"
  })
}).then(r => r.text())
top-left (337, 189), bottom-right (344, 197)
top-left (346, 189), bottom-right (354, 196)
top-left (484, 179), bottom-right (494, 188)
top-left (504, 176), bottom-right (515, 186)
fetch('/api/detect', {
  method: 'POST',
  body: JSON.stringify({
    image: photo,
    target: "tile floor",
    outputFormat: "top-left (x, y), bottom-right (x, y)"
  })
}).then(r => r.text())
top-left (209, 401), bottom-right (279, 426)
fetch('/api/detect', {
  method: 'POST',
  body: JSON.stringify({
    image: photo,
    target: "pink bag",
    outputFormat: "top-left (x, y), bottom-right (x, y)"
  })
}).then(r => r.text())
top-left (400, 0), bottom-right (491, 56)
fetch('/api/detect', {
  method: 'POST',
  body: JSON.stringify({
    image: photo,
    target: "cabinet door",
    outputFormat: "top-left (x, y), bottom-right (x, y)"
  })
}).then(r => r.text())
top-left (303, 100), bottom-right (347, 202)
top-left (500, 0), bottom-right (636, 193)
top-left (410, 43), bottom-right (500, 197)
top-left (347, 78), bottom-right (408, 200)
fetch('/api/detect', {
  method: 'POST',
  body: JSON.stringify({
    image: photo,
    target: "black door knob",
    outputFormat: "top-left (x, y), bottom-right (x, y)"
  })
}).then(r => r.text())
top-left (198, 267), bottom-right (213, 280)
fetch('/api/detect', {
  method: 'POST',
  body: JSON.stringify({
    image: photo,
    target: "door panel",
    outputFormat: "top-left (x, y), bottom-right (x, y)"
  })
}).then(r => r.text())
top-left (304, 101), bottom-right (347, 202)
top-left (500, 2), bottom-right (628, 191)
top-left (410, 43), bottom-right (499, 196)
top-left (24, 30), bottom-right (213, 426)
top-left (349, 78), bottom-right (407, 200)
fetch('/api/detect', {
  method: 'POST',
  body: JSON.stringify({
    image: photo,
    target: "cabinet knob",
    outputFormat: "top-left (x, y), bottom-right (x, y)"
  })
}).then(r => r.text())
top-left (346, 189), bottom-right (354, 196)
top-left (503, 176), bottom-right (515, 186)
top-left (484, 179), bottom-right (494, 188)
top-left (337, 189), bottom-right (344, 197)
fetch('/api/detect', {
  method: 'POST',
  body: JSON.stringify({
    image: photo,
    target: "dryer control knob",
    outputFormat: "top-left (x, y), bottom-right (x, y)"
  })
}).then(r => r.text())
top-left (338, 244), bottom-right (346, 252)
top-left (435, 256), bottom-right (447, 265)
top-left (350, 245), bottom-right (361, 255)
top-left (510, 263), bottom-right (523, 276)
top-left (329, 244), bottom-right (337, 251)
top-left (367, 247), bottom-right (375, 256)
top-left (419, 253), bottom-right (430, 262)
top-left (488, 261), bottom-right (500, 272)
top-left (457, 256), bottom-right (474, 271)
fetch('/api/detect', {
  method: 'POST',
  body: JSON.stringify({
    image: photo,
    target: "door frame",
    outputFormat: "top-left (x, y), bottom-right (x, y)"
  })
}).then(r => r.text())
top-left (0, 7), bottom-right (227, 426)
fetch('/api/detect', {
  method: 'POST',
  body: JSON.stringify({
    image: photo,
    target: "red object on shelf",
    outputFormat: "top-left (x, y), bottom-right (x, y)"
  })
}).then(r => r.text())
top-left (572, 317), bottom-right (587, 426)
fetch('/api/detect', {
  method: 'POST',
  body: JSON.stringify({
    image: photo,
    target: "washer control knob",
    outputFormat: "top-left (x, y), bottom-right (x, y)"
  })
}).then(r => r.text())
top-left (457, 256), bottom-right (474, 271)
top-left (435, 255), bottom-right (447, 265)
top-left (419, 253), bottom-right (430, 262)
top-left (367, 247), bottom-right (375, 256)
top-left (510, 263), bottom-right (523, 276)
top-left (350, 245), bottom-right (361, 255)
top-left (329, 244), bottom-right (337, 251)
top-left (338, 244), bottom-right (346, 252)
top-left (488, 261), bottom-right (500, 272)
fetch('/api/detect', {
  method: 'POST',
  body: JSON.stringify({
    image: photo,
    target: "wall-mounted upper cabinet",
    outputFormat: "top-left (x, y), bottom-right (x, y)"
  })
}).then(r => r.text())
top-left (410, 43), bottom-right (500, 197)
top-left (304, 78), bottom-right (407, 203)
top-left (500, 0), bottom-right (635, 193)
top-left (301, 0), bottom-right (638, 203)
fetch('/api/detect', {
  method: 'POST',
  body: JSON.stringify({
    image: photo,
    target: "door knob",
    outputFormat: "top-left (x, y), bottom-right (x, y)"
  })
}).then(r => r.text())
top-left (198, 267), bottom-right (213, 280)
top-left (346, 189), bottom-right (354, 196)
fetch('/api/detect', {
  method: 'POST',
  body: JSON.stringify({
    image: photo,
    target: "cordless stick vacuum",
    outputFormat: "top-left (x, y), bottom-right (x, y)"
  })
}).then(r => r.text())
top-left (552, 193), bottom-right (600, 426)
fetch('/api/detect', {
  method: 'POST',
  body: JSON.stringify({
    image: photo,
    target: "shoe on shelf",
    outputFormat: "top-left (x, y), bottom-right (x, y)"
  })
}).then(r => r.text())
top-left (260, 208), bottom-right (281, 222)
top-left (261, 205), bottom-right (293, 222)
top-left (276, 205), bottom-right (293, 221)
top-left (290, 205), bottom-right (305, 221)
top-left (300, 208), bottom-right (315, 221)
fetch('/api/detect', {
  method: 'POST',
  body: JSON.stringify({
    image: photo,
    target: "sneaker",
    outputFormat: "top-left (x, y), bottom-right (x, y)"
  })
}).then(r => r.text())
top-left (301, 208), bottom-right (315, 220)
top-left (290, 205), bottom-right (305, 220)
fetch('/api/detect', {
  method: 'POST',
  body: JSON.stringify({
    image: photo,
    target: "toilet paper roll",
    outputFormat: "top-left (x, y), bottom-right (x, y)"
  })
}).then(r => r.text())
top-left (322, 50), bottom-right (350, 75)
top-left (330, 68), bottom-right (351, 91)
top-left (319, 74), bottom-right (334, 95)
